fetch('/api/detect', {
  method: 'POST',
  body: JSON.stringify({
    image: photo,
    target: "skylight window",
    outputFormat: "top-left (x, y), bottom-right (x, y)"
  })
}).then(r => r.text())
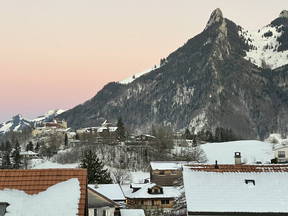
top-left (245, 179), bottom-right (255, 186)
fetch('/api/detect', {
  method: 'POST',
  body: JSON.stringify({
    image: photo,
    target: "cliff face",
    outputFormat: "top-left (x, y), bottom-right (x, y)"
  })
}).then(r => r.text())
top-left (60, 9), bottom-right (288, 139)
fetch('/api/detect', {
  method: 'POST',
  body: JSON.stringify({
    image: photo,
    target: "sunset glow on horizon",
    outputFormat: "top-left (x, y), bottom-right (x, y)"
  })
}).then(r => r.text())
top-left (1, 0), bottom-right (287, 122)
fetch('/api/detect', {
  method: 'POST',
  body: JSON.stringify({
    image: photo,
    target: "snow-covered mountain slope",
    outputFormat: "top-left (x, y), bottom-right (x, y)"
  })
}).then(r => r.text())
top-left (59, 9), bottom-right (288, 139)
top-left (0, 109), bottom-right (65, 135)
top-left (201, 140), bottom-right (274, 164)
top-left (33, 109), bottom-right (66, 122)
top-left (240, 10), bottom-right (288, 69)
top-left (0, 115), bottom-right (32, 135)
top-left (118, 65), bottom-right (160, 84)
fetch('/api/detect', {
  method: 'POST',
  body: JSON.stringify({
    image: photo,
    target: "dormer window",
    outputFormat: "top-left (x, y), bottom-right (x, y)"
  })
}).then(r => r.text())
top-left (148, 186), bottom-right (164, 194)
top-left (245, 179), bottom-right (255, 186)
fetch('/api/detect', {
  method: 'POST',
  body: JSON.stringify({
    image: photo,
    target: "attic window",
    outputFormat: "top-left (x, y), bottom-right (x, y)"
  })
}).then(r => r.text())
top-left (245, 179), bottom-right (255, 185)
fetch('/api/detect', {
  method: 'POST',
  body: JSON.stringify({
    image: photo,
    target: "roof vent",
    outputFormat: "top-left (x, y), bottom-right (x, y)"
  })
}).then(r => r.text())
top-left (214, 160), bottom-right (219, 169)
top-left (245, 179), bottom-right (255, 185)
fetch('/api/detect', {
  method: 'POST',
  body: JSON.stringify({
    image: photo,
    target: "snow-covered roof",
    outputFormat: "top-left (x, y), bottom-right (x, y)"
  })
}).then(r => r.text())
top-left (0, 178), bottom-right (80, 216)
top-left (150, 161), bottom-right (193, 170)
top-left (183, 167), bottom-right (288, 213)
top-left (122, 183), bottom-right (180, 199)
top-left (88, 184), bottom-right (126, 201)
top-left (201, 140), bottom-right (273, 164)
top-left (97, 126), bottom-right (118, 133)
top-left (0, 169), bottom-right (87, 216)
top-left (20, 150), bottom-right (38, 156)
top-left (120, 209), bottom-right (145, 216)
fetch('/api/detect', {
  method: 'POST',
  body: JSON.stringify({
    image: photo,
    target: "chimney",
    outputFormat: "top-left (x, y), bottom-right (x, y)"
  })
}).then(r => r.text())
top-left (234, 152), bottom-right (242, 165)
top-left (214, 160), bottom-right (219, 169)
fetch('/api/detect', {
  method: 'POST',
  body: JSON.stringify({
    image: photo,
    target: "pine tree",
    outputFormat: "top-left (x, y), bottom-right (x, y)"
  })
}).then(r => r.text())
top-left (184, 128), bottom-right (192, 139)
top-left (116, 117), bottom-right (126, 141)
top-left (64, 133), bottom-right (68, 147)
top-left (2, 141), bottom-right (12, 169)
top-left (12, 140), bottom-right (21, 169)
top-left (26, 141), bottom-right (34, 152)
top-left (34, 142), bottom-right (40, 152)
top-left (80, 149), bottom-right (112, 184)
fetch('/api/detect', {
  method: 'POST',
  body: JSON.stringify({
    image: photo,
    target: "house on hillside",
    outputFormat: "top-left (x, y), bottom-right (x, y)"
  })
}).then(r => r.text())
top-left (183, 164), bottom-right (288, 215)
top-left (0, 169), bottom-right (87, 216)
top-left (273, 144), bottom-right (288, 163)
top-left (150, 161), bottom-right (194, 186)
top-left (121, 183), bottom-right (180, 210)
top-left (135, 134), bottom-right (157, 142)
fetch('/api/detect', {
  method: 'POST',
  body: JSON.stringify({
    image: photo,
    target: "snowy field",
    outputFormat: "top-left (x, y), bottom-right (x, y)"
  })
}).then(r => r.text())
top-left (30, 159), bottom-right (78, 169)
top-left (201, 140), bottom-right (274, 164)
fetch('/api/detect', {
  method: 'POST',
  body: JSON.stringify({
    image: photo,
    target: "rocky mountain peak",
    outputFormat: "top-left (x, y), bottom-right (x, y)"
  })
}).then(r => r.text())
top-left (279, 10), bottom-right (288, 18)
top-left (206, 8), bottom-right (224, 29)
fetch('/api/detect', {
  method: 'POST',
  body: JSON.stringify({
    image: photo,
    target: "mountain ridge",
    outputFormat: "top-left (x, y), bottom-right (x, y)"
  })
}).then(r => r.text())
top-left (55, 9), bottom-right (288, 139)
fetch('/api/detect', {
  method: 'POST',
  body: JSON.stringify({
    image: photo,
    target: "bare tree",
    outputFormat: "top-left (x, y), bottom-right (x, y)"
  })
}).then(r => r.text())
top-left (111, 168), bottom-right (131, 184)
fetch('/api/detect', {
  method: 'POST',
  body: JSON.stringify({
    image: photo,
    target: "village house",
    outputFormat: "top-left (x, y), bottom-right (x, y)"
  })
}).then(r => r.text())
top-left (0, 169), bottom-right (87, 216)
top-left (273, 143), bottom-right (288, 163)
top-left (88, 186), bottom-right (120, 216)
top-left (150, 161), bottom-right (193, 186)
top-left (121, 183), bottom-right (180, 211)
top-left (183, 164), bottom-right (288, 216)
top-left (88, 184), bottom-right (126, 207)
top-left (135, 134), bottom-right (157, 142)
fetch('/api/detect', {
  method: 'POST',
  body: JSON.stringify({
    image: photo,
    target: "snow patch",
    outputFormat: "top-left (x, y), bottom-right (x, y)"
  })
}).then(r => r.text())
top-left (119, 65), bottom-right (159, 85)
top-left (240, 25), bottom-right (288, 69)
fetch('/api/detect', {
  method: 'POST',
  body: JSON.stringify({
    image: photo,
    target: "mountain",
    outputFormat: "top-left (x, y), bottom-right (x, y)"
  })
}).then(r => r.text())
top-left (0, 109), bottom-right (65, 135)
top-left (0, 115), bottom-right (32, 135)
top-left (33, 109), bottom-right (66, 123)
top-left (59, 9), bottom-right (288, 139)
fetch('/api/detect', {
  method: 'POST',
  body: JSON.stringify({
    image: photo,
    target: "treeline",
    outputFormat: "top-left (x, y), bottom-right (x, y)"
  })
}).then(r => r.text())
top-left (184, 127), bottom-right (238, 143)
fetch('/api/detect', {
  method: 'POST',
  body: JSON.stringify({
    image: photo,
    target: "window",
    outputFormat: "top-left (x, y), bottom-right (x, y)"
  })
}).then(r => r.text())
top-left (152, 200), bottom-right (155, 206)
top-left (171, 170), bottom-right (177, 175)
top-left (161, 200), bottom-right (170, 205)
top-left (141, 200), bottom-right (144, 205)
top-left (93, 209), bottom-right (97, 216)
top-left (159, 171), bottom-right (165, 175)
top-left (245, 179), bottom-right (255, 185)
top-left (102, 210), bottom-right (106, 216)
top-left (278, 151), bottom-right (286, 158)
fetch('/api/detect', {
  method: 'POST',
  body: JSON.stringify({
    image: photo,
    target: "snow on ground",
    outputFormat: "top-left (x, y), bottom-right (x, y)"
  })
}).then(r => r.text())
top-left (201, 140), bottom-right (273, 164)
top-left (0, 178), bottom-right (80, 216)
top-left (30, 159), bottom-right (78, 169)
top-left (240, 25), bottom-right (288, 69)
top-left (120, 209), bottom-right (145, 216)
top-left (118, 65), bottom-right (159, 84)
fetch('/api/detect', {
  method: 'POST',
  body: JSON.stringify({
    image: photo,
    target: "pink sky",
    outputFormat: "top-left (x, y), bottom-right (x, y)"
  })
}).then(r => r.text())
top-left (1, 0), bottom-right (287, 122)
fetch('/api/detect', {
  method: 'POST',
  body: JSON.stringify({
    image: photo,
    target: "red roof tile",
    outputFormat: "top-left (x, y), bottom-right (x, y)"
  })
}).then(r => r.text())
top-left (186, 164), bottom-right (288, 172)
